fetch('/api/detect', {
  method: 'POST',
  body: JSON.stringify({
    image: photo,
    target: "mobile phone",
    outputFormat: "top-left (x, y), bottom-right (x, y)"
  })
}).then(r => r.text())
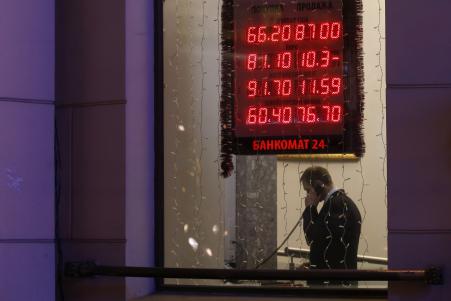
top-left (313, 181), bottom-right (325, 196)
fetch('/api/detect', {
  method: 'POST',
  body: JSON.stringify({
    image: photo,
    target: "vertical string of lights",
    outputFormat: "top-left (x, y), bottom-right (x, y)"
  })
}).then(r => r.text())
top-left (357, 159), bottom-right (369, 269)
top-left (194, 0), bottom-right (207, 266)
top-left (376, 0), bottom-right (388, 276)
top-left (187, 0), bottom-right (204, 275)
top-left (376, 0), bottom-right (387, 209)
top-left (296, 163), bottom-right (304, 253)
top-left (254, 155), bottom-right (265, 268)
top-left (215, 0), bottom-right (226, 268)
top-left (185, 0), bottom-right (197, 264)
top-left (168, 0), bottom-right (183, 275)
top-left (282, 162), bottom-right (290, 251)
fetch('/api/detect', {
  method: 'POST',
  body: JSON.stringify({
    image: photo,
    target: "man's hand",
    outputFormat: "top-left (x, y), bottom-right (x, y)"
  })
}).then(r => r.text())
top-left (305, 190), bottom-right (320, 207)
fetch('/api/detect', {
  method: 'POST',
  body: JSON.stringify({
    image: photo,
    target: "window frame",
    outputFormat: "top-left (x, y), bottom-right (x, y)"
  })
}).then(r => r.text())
top-left (153, 0), bottom-right (387, 297)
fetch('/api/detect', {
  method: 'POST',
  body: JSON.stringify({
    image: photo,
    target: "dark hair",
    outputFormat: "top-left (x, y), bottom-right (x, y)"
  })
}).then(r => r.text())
top-left (300, 166), bottom-right (332, 186)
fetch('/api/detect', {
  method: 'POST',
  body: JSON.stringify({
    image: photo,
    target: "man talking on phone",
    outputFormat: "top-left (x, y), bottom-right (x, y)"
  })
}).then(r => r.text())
top-left (300, 166), bottom-right (362, 283)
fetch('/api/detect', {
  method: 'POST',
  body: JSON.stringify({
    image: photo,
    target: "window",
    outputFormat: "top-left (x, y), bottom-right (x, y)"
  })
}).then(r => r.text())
top-left (157, 0), bottom-right (387, 292)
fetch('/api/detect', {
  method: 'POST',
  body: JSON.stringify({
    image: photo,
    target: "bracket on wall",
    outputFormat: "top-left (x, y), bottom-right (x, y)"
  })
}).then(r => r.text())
top-left (425, 267), bottom-right (444, 285)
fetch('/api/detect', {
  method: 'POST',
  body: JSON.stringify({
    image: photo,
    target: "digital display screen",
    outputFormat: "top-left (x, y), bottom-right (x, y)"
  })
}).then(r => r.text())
top-left (220, 0), bottom-right (364, 158)
top-left (234, 0), bottom-right (344, 138)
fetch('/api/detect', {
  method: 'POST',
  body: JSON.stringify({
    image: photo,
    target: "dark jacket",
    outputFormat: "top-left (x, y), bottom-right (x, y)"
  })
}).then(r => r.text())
top-left (302, 189), bottom-right (362, 270)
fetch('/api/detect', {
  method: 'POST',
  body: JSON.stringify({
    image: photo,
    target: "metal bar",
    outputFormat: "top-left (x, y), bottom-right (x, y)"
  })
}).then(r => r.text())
top-left (279, 247), bottom-right (388, 265)
top-left (65, 262), bottom-right (442, 284)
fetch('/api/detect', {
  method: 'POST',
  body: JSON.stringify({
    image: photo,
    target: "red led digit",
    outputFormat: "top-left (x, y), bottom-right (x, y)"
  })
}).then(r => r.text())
top-left (263, 80), bottom-right (270, 96)
top-left (282, 107), bottom-right (292, 124)
top-left (274, 80), bottom-right (282, 95)
top-left (282, 80), bottom-right (292, 96)
top-left (257, 26), bottom-right (267, 42)
top-left (331, 105), bottom-right (342, 122)
top-left (312, 79), bottom-right (317, 95)
top-left (272, 107), bottom-right (282, 123)
top-left (331, 22), bottom-right (341, 39)
top-left (247, 54), bottom-right (257, 70)
top-left (306, 51), bottom-right (316, 68)
top-left (295, 24), bottom-right (305, 41)
top-left (308, 23), bottom-right (316, 39)
top-left (297, 106), bottom-right (304, 122)
top-left (331, 77), bottom-right (341, 94)
top-left (299, 79), bottom-right (306, 95)
top-left (247, 27), bottom-right (257, 43)
top-left (307, 106), bottom-right (316, 123)
top-left (320, 78), bottom-right (330, 95)
top-left (247, 107), bottom-right (257, 124)
top-left (319, 23), bottom-right (330, 40)
top-left (281, 24), bottom-right (291, 41)
top-left (320, 50), bottom-right (330, 67)
top-left (322, 105), bottom-right (331, 121)
top-left (262, 54), bottom-right (269, 69)
top-left (248, 80), bottom-right (258, 97)
top-left (258, 107), bottom-right (268, 124)
top-left (276, 53), bottom-right (282, 68)
top-left (271, 25), bottom-right (281, 42)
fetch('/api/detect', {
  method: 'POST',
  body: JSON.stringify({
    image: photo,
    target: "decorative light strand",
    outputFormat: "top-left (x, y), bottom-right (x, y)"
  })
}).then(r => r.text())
top-left (215, 0), bottom-right (225, 268)
top-left (376, 0), bottom-right (388, 208)
top-left (282, 162), bottom-right (289, 240)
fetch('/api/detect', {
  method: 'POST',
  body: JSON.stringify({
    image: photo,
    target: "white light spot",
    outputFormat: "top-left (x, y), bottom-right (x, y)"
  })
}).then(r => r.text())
top-left (183, 224), bottom-right (189, 233)
top-left (178, 125), bottom-right (185, 131)
top-left (188, 237), bottom-right (199, 252)
top-left (205, 248), bottom-right (213, 257)
top-left (224, 230), bottom-right (229, 237)
top-left (212, 225), bottom-right (219, 234)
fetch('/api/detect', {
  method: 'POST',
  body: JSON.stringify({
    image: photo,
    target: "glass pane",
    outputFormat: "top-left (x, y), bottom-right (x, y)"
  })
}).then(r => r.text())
top-left (163, 0), bottom-right (386, 289)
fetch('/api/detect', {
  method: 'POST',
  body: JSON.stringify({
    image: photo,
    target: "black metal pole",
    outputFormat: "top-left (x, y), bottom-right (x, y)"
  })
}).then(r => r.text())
top-left (65, 262), bottom-right (443, 284)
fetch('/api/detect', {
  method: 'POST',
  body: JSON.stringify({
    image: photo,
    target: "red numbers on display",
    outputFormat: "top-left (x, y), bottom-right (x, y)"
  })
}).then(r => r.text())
top-left (246, 105), bottom-right (342, 125)
top-left (247, 79), bottom-right (293, 97)
top-left (246, 50), bottom-right (339, 70)
top-left (247, 22), bottom-right (341, 43)
top-left (242, 18), bottom-right (344, 130)
top-left (299, 77), bottom-right (342, 96)
top-left (247, 77), bottom-right (341, 97)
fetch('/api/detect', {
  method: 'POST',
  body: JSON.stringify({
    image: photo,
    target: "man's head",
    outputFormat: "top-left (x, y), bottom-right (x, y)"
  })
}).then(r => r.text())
top-left (300, 166), bottom-right (333, 201)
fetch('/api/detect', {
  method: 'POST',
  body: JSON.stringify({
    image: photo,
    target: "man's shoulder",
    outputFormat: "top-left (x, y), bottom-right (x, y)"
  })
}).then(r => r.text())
top-left (329, 190), bottom-right (358, 208)
top-left (330, 190), bottom-right (362, 219)
top-left (330, 189), bottom-right (349, 201)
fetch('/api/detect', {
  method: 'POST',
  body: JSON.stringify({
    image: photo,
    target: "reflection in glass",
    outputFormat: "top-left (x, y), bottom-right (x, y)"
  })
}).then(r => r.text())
top-left (163, 0), bottom-right (387, 289)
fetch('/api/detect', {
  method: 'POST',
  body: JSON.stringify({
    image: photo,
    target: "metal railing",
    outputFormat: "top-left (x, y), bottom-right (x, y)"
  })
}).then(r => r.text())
top-left (279, 247), bottom-right (388, 265)
top-left (65, 261), bottom-right (442, 285)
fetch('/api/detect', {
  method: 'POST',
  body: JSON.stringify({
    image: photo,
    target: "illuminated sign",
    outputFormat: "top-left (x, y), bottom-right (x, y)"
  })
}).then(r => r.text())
top-left (221, 0), bottom-right (364, 164)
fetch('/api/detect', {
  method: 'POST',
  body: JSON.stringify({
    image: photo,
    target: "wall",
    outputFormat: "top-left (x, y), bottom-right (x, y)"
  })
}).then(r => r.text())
top-left (387, 0), bottom-right (451, 300)
top-left (125, 0), bottom-right (156, 298)
top-left (56, 0), bottom-right (127, 300)
top-left (56, 1), bottom-right (157, 300)
top-left (0, 0), bottom-right (55, 300)
top-left (277, 0), bottom-right (387, 263)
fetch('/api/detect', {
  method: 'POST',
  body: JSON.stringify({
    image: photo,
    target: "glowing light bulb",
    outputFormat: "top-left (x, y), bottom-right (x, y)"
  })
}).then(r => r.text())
top-left (188, 237), bottom-right (199, 251)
